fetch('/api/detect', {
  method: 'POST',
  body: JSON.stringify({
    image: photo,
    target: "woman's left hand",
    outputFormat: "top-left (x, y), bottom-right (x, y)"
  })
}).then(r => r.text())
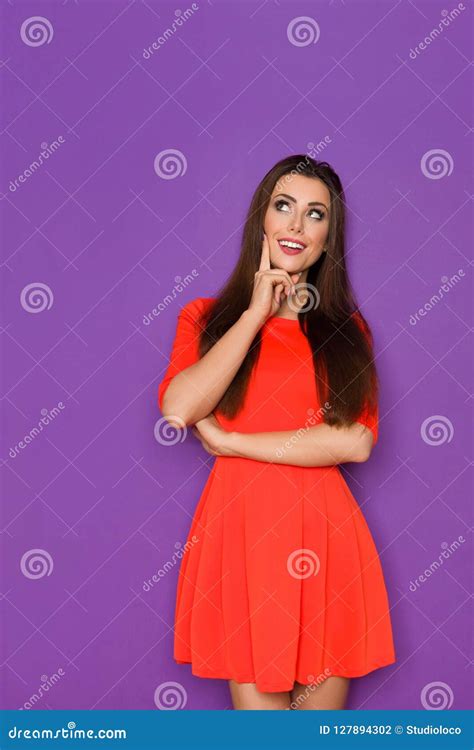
top-left (192, 413), bottom-right (235, 457)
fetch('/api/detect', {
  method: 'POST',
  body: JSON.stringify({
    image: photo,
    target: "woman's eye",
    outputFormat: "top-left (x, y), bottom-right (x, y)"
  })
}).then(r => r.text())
top-left (274, 200), bottom-right (324, 221)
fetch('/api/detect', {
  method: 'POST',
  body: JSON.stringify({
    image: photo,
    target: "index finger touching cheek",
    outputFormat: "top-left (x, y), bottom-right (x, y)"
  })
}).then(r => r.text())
top-left (259, 232), bottom-right (271, 272)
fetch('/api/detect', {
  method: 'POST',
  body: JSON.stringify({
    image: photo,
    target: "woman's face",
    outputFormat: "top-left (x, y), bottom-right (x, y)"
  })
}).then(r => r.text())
top-left (263, 174), bottom-right (330, 273)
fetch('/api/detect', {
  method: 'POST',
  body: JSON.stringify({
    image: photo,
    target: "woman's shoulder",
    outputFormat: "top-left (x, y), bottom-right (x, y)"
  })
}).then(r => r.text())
top-left (181, 296), bottom-right (216, 314)
top-left (178, 296), bottom-right (216, 322)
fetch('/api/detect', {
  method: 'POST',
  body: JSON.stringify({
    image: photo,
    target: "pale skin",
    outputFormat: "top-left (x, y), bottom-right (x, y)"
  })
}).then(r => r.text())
top-left (161, 174), bottom-right (374, 709)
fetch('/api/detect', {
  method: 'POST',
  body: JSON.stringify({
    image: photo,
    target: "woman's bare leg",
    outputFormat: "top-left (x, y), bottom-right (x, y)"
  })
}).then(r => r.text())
top-left (290, 676), bottom-right (350, 710)
top-left (229, 680), bottom-right (291, 710)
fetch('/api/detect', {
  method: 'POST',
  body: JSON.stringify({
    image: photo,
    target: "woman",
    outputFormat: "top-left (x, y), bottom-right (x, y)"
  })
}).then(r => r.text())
top-left (157, 155), bottom-right (396, 710)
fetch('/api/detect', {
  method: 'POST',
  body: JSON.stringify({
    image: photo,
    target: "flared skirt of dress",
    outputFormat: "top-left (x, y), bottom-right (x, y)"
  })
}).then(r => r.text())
top-left (173, 456), bottom-right (396, 693)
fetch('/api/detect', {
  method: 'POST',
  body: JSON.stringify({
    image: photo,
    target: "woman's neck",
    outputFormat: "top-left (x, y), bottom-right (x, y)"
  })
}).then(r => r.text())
top-left (275, 284), bottom-right (310, 319)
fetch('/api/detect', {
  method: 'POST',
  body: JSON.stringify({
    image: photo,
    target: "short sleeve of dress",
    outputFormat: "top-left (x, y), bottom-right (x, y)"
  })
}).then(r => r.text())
top-left (157, 297), bottom-right (208, 412)
top-left (351, 311), bottom-right (379, 447)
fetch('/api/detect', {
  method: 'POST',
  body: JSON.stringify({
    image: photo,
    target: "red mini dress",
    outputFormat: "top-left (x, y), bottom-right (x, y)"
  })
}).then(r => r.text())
top-left (158, 297), bottom-right (396, 693)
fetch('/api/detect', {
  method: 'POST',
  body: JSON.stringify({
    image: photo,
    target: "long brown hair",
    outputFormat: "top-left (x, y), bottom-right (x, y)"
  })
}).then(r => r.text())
top-left (196, 154), bottom-right (378, 429)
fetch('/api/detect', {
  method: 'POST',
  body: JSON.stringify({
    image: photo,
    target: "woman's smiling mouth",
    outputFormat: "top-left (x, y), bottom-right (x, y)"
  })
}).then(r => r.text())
top-left (277, 237), bottom-right (307, 255)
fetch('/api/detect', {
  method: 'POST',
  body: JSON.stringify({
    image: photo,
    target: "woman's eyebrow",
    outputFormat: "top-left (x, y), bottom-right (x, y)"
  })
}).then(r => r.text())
top-left (274, 192), bottom-right (328, 210)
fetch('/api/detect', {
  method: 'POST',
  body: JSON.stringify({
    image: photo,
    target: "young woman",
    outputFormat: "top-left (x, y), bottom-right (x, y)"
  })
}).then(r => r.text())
top-left (157, 155), bottom-right (396, 710)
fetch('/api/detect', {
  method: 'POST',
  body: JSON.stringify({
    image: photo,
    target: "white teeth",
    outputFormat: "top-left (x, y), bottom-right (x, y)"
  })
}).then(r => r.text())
top-left (279, 240), bottom-right (305, 250)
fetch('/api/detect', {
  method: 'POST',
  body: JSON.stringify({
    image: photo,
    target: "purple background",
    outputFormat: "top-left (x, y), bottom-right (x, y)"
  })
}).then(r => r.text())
top-left (1, 0), bottom-right (472, 711)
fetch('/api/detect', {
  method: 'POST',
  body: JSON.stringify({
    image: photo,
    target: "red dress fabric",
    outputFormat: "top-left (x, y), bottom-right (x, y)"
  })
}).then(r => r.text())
top-left (158, 297), bottom-right (396, 693)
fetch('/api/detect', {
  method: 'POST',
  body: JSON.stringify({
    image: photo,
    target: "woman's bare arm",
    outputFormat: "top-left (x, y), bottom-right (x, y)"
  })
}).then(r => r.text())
top-left (162, 235), bottom-right (301, 429)
top-left (161, 308), bottom-right (263, 427)
top-left (222, 421), bottom-right (374, 466)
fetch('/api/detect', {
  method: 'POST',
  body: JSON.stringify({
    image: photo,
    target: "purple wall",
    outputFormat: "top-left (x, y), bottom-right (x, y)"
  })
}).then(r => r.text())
top-left (1, 0), bottom-right (472, 711)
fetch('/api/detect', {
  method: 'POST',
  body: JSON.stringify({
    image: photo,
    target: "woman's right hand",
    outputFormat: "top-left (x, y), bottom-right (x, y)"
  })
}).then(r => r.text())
top-left (248, 233), bottom-right (302, 324)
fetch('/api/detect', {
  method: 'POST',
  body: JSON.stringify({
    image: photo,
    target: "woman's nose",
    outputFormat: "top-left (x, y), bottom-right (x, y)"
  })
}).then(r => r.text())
top-left (288, 215), bottom-right (304, 233)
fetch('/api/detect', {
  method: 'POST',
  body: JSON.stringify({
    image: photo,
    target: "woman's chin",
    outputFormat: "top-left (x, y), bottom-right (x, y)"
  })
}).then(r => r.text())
top-left (271, 257), bottom-right (306, 274)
